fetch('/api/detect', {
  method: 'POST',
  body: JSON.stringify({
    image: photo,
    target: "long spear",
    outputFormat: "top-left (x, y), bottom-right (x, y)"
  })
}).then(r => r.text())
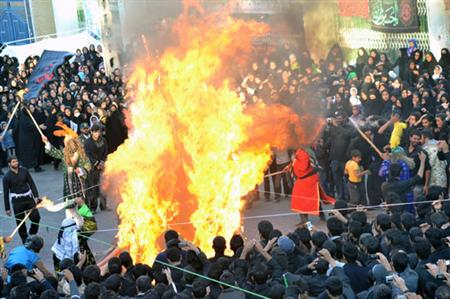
top-left (1, 90), bottom-right (26, 138)
top-left (25, 107), bottom-right (45, 138)
top-left (0, 197), bottom-right (72, 247)
top-left (263, 170), bottom-right (287, 178)
top-left (6, 210), bottom-right (33, 243)
top-left (1, 101), bottom-right (21, 138)
top-left (348, 118), bottom-right (384, 159)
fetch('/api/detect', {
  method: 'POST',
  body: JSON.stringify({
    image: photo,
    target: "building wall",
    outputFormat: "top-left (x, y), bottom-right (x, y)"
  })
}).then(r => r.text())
top-left (427, 0), bottom-right (450, 60)
top-left (29, 0), bottom-right (56, 37)
top-left (51, 0), bottom-right (81, 36)
top-left (119, 0), bottom-right (181, 48)
top-left (301, 0), bottom-right (340, 62)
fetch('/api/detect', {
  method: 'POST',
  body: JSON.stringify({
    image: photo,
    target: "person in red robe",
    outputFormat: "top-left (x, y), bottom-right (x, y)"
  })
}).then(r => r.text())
top-left (291, 148), bottom-right (335, 224)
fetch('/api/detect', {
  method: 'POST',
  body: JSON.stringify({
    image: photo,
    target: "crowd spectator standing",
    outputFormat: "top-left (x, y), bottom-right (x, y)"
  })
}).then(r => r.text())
top-left (1, 26), bottom-right (450, 299)
top-left (0, 44), bottom-right (128, 213)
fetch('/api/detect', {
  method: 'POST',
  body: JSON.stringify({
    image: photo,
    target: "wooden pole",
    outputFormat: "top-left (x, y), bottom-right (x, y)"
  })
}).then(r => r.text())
top-left (1, 101), bottom-right (21, 138)
top-left (348, 118), bottom-right (384, 159)
top-left (264, 170), bottom-right (287, 178)
top-left (24, 108), bottom-right (45, 138)
top-left (8, 210), bottom-right (32, 240)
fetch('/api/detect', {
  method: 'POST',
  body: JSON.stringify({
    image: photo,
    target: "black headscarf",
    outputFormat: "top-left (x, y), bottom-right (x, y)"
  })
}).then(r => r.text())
top-left (439, 48), bottom-right (450, 70)
top-left (422, 52), bottom-right (438, 75)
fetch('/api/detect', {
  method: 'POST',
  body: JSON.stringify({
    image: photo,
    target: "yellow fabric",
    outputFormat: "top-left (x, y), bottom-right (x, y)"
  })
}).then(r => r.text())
top-left (390, 121), bottom-right (407, 148)
top-left (345, 160), bottom-right (362, 183)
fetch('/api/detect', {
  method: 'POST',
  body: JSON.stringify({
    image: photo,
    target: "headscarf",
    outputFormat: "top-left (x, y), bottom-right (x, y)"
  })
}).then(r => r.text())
top-left (423, 51), bottom-right (438, 75)
top-left (433, 65), bottom-right (443, 81)
top-left (51, 218), bottom-right (79, 261)
top-left (438, 48), bottom-right (450, 69)
top-left (57, 218), bottom-right (78, 245)
top-left (407, 39), bottom-right (418, 57)
top-left (356, 47), bottom-right (368, 65)
top-left (349, 87), bottom-right (361, 106)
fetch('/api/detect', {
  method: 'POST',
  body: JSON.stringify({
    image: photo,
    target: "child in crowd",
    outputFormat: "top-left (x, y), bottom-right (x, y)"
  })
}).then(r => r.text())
top-left (0, 121), bottom-right (15, 158)
top-left (345, 149), bottom-right (369, 205)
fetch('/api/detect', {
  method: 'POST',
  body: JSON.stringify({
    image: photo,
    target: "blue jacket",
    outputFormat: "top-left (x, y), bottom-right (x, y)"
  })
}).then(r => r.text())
top-left (1, 130), bottom-right (15, 150)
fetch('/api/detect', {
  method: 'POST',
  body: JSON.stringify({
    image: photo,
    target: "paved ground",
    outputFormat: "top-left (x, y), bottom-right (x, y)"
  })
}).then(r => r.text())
top-left (0, 164), bottom-right (328, 270)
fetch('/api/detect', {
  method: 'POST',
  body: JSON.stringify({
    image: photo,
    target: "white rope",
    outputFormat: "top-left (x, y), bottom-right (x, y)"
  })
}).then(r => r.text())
top-left (52, 183), bottom-right (102, 203)
top-left (79, 197), bottom-right (450, 233)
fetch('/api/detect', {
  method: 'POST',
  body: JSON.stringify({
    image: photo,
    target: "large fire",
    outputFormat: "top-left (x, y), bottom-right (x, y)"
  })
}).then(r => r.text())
top-left (103, 2), bottom-right (323, 264)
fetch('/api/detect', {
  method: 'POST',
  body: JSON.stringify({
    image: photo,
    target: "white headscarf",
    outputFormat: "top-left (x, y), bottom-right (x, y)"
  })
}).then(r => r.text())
top-left (51, 218), bottom-right (79, 261)
top-left (433, 65), bottom-right (443, 80)
top-left (349, 87), bottom-right (361, 106)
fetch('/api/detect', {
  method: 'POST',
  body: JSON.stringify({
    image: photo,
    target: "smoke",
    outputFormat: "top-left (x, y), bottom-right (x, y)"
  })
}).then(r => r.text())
top-left (244, 104), bottom-right (325, 151)
top-left (106, 0), bottom-right (328, 146)
top-left (99, 1), bottom-right (331, 261)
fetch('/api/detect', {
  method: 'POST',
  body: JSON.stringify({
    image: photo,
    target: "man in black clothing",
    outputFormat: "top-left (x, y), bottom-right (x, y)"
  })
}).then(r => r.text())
top-left (16, 107), bottom-right (45, 172)
top-left (84, 124), bottom-right (108, 212)
top-left (342, 242), bottom-right (370, 294)
top-left (297, 258), bottom-right (329, 297)
top-left (2, 156), bottom-right (41, 243)
top-left (407, 130), bottom-right (431, 195)
top-left (324, 112), bottom-right (352, 201)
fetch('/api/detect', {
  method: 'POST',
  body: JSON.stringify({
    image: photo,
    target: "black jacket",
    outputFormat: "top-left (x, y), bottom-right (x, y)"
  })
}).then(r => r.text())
top-left (84, 136), bottom-right (108, 168)
top-left (381, 175), bottom-right (422, 202)
top-left (304, 273), bottom-right (328, 297)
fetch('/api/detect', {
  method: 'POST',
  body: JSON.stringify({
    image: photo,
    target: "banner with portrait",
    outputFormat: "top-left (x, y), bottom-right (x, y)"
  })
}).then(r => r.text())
top-left (369, 0), bottom-right (418, 32)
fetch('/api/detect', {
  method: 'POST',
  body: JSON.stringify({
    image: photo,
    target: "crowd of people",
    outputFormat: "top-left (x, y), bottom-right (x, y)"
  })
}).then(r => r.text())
top-left (0, 44), bottom-right (127, 213)
top-left (0, 32), bottom-right (450, 298)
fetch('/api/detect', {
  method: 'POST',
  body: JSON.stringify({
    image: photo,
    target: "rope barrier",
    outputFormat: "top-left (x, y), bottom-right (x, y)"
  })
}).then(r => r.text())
top-left (159, 197), bottom-right (450, 227)
top-left (51, 183), bottom-right (103, 203)
top-left (66, 197), bottom-right (450, 234)
top-left (1, 195), bottom-right (448, 297)
top-left (0, 212), bottom-right (269, 297)
top-left (154, 259), bottom-right (270, 299)
top-left (0, 213), bottom-right (112, 248)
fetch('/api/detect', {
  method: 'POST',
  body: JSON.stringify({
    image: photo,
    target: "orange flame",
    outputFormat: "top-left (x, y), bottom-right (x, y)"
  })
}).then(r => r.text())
top-left (103, 2), bottom-right (324, 264)
top-left (37, 196), bottom-right (54, 209)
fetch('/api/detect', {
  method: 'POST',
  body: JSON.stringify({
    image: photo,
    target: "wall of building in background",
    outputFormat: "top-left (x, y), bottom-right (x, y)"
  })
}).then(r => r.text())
top-left (98, 0), bottom-right (122, 74)
top-left (336, 0), bottom-right (431, 63)
top-left (29, 0), bottom-right (56, 37)
top-left (51, 0), bottom-right (81, 36)
top-left (0, 0), bottom-right (34, 45)
top-left (301, 0), bottom-right (340, 62)
top-left (427, 0), bottom-right (450, 58)
top-left (2, 0), bottom-right (103, 45)
top-left (81, 0), bottom-right (101, 38)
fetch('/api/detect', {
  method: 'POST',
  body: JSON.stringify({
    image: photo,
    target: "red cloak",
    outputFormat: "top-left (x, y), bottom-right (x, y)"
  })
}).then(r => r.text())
top-left (291, 149), bottom-right (335, 216)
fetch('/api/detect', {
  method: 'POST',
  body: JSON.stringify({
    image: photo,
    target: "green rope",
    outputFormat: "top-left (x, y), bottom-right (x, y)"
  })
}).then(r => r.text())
top-left (154, 259), bottom-right (270, 299)
top-left (0, 212), bottom-right (114, 247)
top-left (0, 213), bottom-right (269, 298)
